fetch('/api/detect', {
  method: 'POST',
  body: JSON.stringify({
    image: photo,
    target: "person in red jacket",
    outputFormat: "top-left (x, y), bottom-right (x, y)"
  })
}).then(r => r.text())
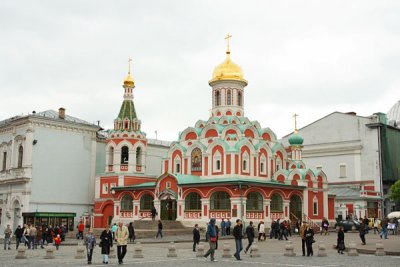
top-left (77, 221), bottom-right (85, 240)
top-left (54, 234), bottom-right (61, 250)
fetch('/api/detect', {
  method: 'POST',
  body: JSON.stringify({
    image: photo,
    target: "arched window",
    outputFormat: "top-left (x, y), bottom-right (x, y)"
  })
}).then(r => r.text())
top-left (108, 147), bottom-right (114, 165)
top-left (242, 152), bottom-right (249, 173)
top-left (140, 194), bottom-right (154, 210)
top-left (185, 192), bottom-right (201, 210)
top-left (215, 90), bottom-right (221, 106)
top-left (210, 191), bottom-right (231, 210)
top-left (270, 193), bottom-right (283, 212)
top-left (17, 145), bottom-right (23, 168)
top-left (191, 148), bottom-right (202, 172)
top-left (121, 146), bottom-right (129, 164)
top-left (227, 90), bottom-right (232, 105)
top-left (2, 152), bottom-right (7, 171)
top-left (213, 151), bottom-right (222, 172)
top-left (246, 192), bottom-right (263, 211)
top-left (136, 147), bottom-right (142, 165)
top-left (260, 155), bottom-right (267, 175)
top-left (120, 194), bottom-right (133, 211)
top-left (238, 91), bottom-right (242, 106)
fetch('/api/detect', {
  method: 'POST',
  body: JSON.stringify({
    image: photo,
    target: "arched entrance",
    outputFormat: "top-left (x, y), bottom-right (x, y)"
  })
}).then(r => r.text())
top-left (102, 203), bottom-right (114, 227)
top-left (13, 200), bottom-right (21, 231)
top-left (159, 190), bottom-right (177, 220)
top-left (289, 195), bottom-right (302, 222)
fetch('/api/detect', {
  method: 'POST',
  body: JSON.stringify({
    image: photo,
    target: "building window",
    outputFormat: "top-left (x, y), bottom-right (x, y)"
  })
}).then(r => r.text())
top-left (108, 147), bottom-right (114, 165)
top-left (121, 146), bottom-right (129, 164)
top-left (238, 91), bottom-right (242, 106)
top-left (191, 148), bottom-right (202, 172)
top-left (215, 90), bottom-right (221, 106)
top-left (121, 194), bottom-right (133, 211)
top-left (185, 192), bottom-right (201, 210)
top-left (313, 201), bottom-right (318, 215)
top-left (339, 163), bottom-right (347, 178)
top-left (140, 194), bottom-right (154, 210)
top-left (242, 153), bottom-right (249, 173)
top-left (276, 157), bottom-right (282, 171)
top-left (166, 182), bottom-right (171, 189)
top-left (270, 193), bottom-right (283, 212)
top-left (210, 191), bottom-right (231, 210)
top-left (102, 183), bottom-right (109, 194)
top-left (246, 192), bottom-right (263, 211)
top-left (136, 147), bottom-right (142, 165)
top-left (227, 90), bottom-right (232, 105)
top-left (213, 151), bottom-right (222, 172)
top-left (17, 145), bottom-right (23, 168)
top-left (260, 155), bottom-right (267, 175)
top-left (260, 163), bottom-right (264, 173)
top-left (2, 152), bottom-right (6, 171)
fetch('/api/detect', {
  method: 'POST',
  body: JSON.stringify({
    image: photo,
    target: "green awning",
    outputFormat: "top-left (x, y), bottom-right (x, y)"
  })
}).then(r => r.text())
top-left (23, 212), bottom-right (76, 218)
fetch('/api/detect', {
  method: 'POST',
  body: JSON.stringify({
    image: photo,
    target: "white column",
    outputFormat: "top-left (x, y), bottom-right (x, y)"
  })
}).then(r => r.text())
top-left (114, 149), bottom-right (121, 171)
top-left (133, 200), bottom-right (140, 220)
top-left (128, 150), bottom-right (136, 172)
top-left (118, 175), bottom-right (124, 187)
top-left (303, 189), bottom-right (308, 219)
top-left (113, 201), bottom-right (121, 222)
top-left (323, 190), bottom-right (328, 219)
top-left (154, 199), bottom-right (161, 220)
top-left (263, 199), bottom-right (271, 227)
top-left (24, 128), bottom-right (33, 167)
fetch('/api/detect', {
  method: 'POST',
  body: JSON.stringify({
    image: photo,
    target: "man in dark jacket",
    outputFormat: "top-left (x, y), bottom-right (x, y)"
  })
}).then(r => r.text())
top-left (244, 221), bottom-right (255, 254)
top-left (193, 224), bottom-right (200, 252)
top-left (14, 225), bottom-right (23, 249)
top-left (233, 219), bottom-right (243, 260)
top-left (359, 221), bottom-right (366, 245)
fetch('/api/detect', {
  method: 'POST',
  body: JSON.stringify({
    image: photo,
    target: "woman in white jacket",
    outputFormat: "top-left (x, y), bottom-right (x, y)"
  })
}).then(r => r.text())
top-left (258, 221), bottom-right (265, 241)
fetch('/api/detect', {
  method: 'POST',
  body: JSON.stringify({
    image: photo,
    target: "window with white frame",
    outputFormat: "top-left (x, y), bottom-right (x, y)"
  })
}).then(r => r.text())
top-left (2, 151), bottom-right (6, 171)
top-left (260, 155), bottom-right (267, 175)
top-left (174, 157), bottom-right (181, 173)
top-left (213, 151), bottom-right (222, 172)
top-left (339, 163), bottom-right (347, 178)
top-left (242, 152), bottom-right (249, 173)
top-left (276, 157), bottom-right (282, 171)
top-left (166, 181), bottom-right (171, 189)
top-left (102, 183), bottom-right (109, 194)
top-left (313, 196), bottom-right (318, 215)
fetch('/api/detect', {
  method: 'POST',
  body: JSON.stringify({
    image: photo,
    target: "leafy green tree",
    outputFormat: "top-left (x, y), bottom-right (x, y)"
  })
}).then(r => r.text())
top-left (390, 180), bottom-right (400, 201)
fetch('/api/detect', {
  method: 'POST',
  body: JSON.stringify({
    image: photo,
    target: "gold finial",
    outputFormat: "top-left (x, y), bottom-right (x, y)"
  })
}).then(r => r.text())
top-left (225, 34), bottom-right (232, 54)
top-left (128, 57), bottom-right (132, 75)
top-left (293, 113), bottom-right (299, 133)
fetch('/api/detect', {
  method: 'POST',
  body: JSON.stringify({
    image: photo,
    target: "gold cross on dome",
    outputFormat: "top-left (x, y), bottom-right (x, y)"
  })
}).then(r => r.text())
top-left (128, 57), bottom-right (132, 74)
top-left (293, 113), bottom-right (299, 133)
top-left (225, 34), bottom-right (232, 53)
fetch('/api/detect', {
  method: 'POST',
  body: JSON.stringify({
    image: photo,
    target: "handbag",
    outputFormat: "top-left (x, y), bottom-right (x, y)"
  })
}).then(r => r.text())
top-left (210, 236), bottom-right (217, 243)
top-left (99, 241), bottom-right (103, 248)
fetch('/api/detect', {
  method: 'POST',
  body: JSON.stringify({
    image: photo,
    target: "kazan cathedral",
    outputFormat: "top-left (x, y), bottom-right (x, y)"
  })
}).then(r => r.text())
top-left (94, 41), bottom-right (335, 228)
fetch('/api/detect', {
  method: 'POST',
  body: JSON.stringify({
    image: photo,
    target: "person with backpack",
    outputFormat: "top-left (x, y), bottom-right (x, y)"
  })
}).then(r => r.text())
top-left (204, 218), bottom-right (217, 262)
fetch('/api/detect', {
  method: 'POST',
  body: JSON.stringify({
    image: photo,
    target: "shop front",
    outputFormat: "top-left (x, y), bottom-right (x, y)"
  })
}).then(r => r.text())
top-left (22, 212), bottom-right (76, 231)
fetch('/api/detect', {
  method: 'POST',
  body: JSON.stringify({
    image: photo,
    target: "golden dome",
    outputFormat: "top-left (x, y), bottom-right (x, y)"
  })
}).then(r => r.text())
top-left (123, 73), bottom-right (135, 87)
top-left (209, 52), bottom-right (247, 85)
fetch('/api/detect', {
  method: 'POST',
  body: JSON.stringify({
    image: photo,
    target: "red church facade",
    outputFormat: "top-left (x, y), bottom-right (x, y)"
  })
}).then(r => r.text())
top-left (94, 43), bottom-right (335, 228)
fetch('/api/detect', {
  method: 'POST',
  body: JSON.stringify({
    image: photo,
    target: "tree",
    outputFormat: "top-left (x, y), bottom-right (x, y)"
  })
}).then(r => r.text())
top-left (390, 180), bottom-right (400, 201)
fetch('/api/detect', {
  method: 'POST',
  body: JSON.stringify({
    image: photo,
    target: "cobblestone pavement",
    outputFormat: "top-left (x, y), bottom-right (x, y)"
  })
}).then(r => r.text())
top-left (1, 233), bottom-right (398, 267)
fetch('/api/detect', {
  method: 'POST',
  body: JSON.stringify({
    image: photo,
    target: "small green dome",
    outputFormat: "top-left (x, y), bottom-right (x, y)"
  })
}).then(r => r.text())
top-left (289, 132), bottom-right (304, 145)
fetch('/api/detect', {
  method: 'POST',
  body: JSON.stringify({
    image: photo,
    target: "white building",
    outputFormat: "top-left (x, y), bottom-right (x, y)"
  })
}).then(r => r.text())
top-left (0, 108), bottom-right (103, 234)
top-left (282, 112), bottom-right (383, 219)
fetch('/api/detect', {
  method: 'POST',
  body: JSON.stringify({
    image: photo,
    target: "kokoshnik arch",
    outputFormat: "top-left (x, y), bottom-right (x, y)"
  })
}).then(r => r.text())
top-left (93, 37), bottom-right (335, 228)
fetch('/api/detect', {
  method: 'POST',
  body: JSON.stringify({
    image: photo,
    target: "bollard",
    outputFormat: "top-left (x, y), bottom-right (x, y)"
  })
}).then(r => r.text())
top-left (222, 242), bottom-right (232, 258)
top-left (250, 241), bottom-right (260, 257)
top-left (347, 242), bottom-right (358, 256)
top-left (167, 242), bottom-right (177, 257)
top-left (133, 242), bottom-right (144, 258)
top-left (375, 242), bottom-right (385, 256)
top-left (44, 244), bottom-right (55, 259)
top-left (109, 246), bottom-right (116, 259)
top-left (317, 242), bottom-right (327, 257)
top-left (15, 246), bottom-right (27, 259)
top-left (196, 243), bottom-right (205, 257)
top-left (75, 244), bottom-right (86, 259)
top-left (284, 241), bottom-right (296, 257)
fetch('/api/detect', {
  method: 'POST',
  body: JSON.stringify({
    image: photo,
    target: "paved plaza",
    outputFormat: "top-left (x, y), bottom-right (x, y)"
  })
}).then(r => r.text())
top-left (1, 232), bottom-right (399, 267)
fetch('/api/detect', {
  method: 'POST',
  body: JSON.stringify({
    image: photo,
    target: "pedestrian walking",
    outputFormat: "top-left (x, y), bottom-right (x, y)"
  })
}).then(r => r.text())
top-left (29, 225), bottom-right (37, 249)
top-left (100, 225), bottom-right (113, 264)
top-left (220, 219), bottom-right (226, 236)
top-left (258, 221), bottom-right (265, 241)
top-left (115, 222), bottom-right (128, 265)
top-left (226, 219), bottom-right (231, 235)
top-left (151, 206), bottom-right (157, 221)
top-left (23, 224), bottom-right (30, 248)
top-left (304, 224), bottom-right (314, 257)
top-left (156, 220), bottom-right (163, 239)
top-left (54, 234), bottom-right (61, 250)
top-left (244, 221), bottom-right (255, 254)
top-left (84, 228), bottom-right (96, 265)
top-left (77, 221), bottom-right (85, 240)
top-left (111, 223), bottom-right (118, 240)
top-left (373, 217), bottom-right (380, 234)
top-left (233, 219), bottom-right (243, 260)
top-left (193, 224), bottom-right (200, 252)
top-left (337, 227), bottom-right (345, 254)
top-left (300, 221), bottom-right (307, 256)
top-left (14, 225), bottom-right (23, 249)
top-left (128, 222), bottom-right (135, 243)
top-left (36, 227), bottom-right (43, 249)
top-left (359, 221), bottom-right (366, 245)
top-left (380, 217), bottom-right (389, 239)
top-left (3, 224), bottom-right (12, 250)
top-left (321, 218), bottom-right (329, 235)
top-left (204, 218), bottom-right (217, 262)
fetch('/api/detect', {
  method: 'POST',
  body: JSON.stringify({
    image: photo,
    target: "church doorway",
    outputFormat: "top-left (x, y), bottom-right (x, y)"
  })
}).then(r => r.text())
top-left (289, 195), bottom-right (302, 223)
top-left (160, 197), bottom-right (177, 220)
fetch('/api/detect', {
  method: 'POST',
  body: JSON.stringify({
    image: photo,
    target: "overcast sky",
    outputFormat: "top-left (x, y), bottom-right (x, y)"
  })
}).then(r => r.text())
top-left (1, 0), bottom-right (399, 141)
